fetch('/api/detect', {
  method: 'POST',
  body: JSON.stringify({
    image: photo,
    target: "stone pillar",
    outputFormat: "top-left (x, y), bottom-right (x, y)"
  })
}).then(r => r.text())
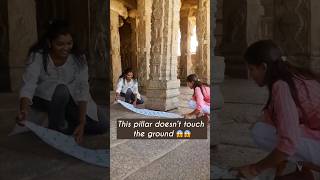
top-left (247, 0), bottom-right (264, 46)
top-left (195, 0), bottom-right (210, 84)
top-left (110, 10), bottom-right (123, 90)
top-left (211, 0), bottom-right (225, 110)
top-left (129, 16), bottom-right (138, 75)
top-left (146, 0), bottom-right (181, 111)
top-left (88, 0), bottom-right (108, 101)
top-left (259, 0), bottom-right (273, 39)
top-left (273, 0), bottom-right (320, 77)
top-left (0, 0), bottom-right (10, 91)
top-left (276, 0), bottom-right (320, 76)
top-left (8, 0), bottom-right (38, 92)
top-left (310, 0), bottom-right (320, 76)
top-left (136, 0), bottom-right (152, 93)
top-left (179, 8), bottom-right (193, 85)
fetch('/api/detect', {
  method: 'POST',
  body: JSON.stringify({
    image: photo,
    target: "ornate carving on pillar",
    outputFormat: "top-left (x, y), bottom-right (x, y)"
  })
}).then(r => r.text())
top-left (274, 0), bottom-right (310, 62)
top-left (146, 0), bottom-right (181, 111)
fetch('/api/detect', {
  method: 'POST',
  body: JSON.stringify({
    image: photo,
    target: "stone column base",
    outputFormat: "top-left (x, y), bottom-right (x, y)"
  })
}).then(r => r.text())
top-left (145, 79), bottom-right (180, 111)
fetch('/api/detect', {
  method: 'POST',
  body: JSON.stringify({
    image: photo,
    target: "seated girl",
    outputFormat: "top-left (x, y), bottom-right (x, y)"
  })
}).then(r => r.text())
top-left (115, 68), bottom-right (144, 106)
top-left (235, 40), bottom-right (320, 180)
top-left (16, 20), bottom-right (107, 144)
top-left (183, 74), bottom-right (210, 120)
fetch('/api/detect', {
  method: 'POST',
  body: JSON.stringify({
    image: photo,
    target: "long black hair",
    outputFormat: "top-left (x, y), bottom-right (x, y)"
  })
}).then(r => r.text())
top-left (244, 40), bottom-right (310, 117)
top-left (119, 68), bottom-right (136, 84)
top-left (186, 74), bottom-right (209, 97)
top-left (28, 19), bottom-right (85, 73)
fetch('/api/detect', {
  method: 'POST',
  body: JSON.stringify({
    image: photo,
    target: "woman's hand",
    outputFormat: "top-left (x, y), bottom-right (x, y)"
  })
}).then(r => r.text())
top-left (232, 164), bottom-right (260, 179)
top-left (16, 110), bottom-right (28, 126)
top-left (184, 113), bottom-right (192, 119)
top-left (17, 97), bottom-right (31, 126)
top-left (73, 123), bottom-right (85, 144)
top-left (133, 100), bottom-right (137, 107)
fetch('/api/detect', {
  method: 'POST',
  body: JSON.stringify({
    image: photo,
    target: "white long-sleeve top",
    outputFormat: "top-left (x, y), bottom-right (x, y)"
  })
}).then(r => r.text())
top-left (20, 52), bottom-right (98, 121)
top-left (116, 78), bottom-right (141, 99)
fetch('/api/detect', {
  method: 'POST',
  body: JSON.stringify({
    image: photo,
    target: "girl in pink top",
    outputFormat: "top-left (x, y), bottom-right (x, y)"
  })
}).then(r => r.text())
top-left (235, 40), bottom-right (320, 180)
top-left (184, 74), bottom-right (210, 119)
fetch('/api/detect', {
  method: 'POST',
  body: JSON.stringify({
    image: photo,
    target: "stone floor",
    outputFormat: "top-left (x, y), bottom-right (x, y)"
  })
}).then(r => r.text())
top-left (0, 93), bottom-right (108, 180)
top-left (2, 78), bottom-right (317, 180)
top-left (110, 87), bottom-right (210, 180)
top-left (210, 78), bottom-right (269, 179)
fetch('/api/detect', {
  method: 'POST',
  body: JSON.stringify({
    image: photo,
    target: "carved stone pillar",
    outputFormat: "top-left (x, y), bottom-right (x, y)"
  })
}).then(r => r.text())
top-left (274, 0), bottom-right (310, 67)
top-left (8, 0), bottom-right (38, 92)
top-left (0, 0), bottom-right (10, 91)
top-left (179, 8), bottom-right (192, 85)
top-left (110, 10), bottom-right (122, 90)
top-left (146, 0), bottom-right (181, 111)
top-left (136, 0), bottom-right (152, 92)
top-left (273, 0), bottom-right (320, 77)
top-left (195, 0), bottom-right (210, 84)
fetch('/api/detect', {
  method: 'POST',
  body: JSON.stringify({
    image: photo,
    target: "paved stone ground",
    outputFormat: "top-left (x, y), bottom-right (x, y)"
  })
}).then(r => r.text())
top-left (0, 93), bottom-right (108, 180)
top-left (110, 87), bottom-right (210, 180)
top-left (3, 78), bottom-right (317, 180)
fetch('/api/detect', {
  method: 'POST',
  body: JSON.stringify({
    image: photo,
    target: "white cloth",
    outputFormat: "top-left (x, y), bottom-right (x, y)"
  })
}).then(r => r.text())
top-left (20, 52), bottom-right (89, 103)
top-left (25, 121), bottom-right (109, 167)
top-left (188, 100), bottom-right (210, 114)
top-left (117, 100), bottom-right (182, 118)
top-left (19, 52), bottom-right (98, 121)
top-left (252, 122), bottom-right (320, 166)
top-left (116, 78), bottom-right (141, 100)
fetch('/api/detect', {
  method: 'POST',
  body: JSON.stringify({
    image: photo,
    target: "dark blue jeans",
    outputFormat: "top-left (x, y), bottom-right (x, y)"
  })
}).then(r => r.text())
top-left (120, 88), bottom-right (144, 104)
top-left (32, 84), bottom-right (108, 135)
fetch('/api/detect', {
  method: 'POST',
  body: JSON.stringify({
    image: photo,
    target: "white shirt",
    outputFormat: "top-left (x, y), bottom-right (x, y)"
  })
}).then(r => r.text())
top-left (116, 78), bottom-right (141, 99)
top-left (20, 52), bottom-right (98, 121)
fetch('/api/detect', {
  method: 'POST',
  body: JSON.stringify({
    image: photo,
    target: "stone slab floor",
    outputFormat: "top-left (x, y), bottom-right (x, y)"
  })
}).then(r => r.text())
top-left (3, 78), bottom-right (315, 180)
top-left (110, 87), bottom-right (210, 180)
top-left (0, 93), bottom-right (108, 180)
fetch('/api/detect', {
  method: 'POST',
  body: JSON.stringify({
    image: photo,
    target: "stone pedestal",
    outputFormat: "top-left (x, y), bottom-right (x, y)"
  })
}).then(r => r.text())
top-left (145, 0), bottom-right (181, 111)
top-left (145, 80), bottom-right (180, 111)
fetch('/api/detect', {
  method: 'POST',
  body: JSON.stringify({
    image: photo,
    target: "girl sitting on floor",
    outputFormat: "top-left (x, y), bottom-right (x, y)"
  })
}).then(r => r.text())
top-left (17, 20), bottom-right (107, 143)
top-left (184, 74), bottom-right (210, 120)
top-left (235, 40), bottom-right (320, 180)
top-left (115, 68), bottom-right (144, 106)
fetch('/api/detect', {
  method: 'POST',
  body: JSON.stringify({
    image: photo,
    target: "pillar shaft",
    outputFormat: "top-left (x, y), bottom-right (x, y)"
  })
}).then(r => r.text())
top-left (8, 0), bottom-right (38, 92)
top-left (179, 9), bottom-right (192, 85)
top-left (110, 10), bottom-right (122, 90)
top-left (136, 0), bottom-right (152, 92)
top-left (146, 0), bottom-right (181, 111)
top-left (195, 0), bottom-right (210, 84)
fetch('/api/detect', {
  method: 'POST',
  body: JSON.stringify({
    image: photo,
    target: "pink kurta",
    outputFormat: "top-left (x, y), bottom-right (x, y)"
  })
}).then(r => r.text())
top-left (264, 76), bottom-right (320, 156)
top-left (192, 85), bottom-right (210, 111)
